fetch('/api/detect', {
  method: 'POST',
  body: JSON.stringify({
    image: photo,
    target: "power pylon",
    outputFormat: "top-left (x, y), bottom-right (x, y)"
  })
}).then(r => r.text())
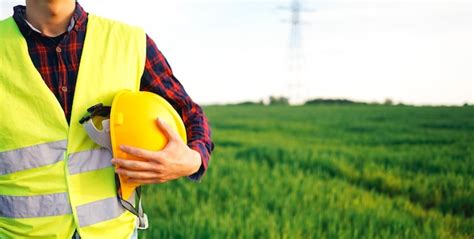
top-left (282, 0), bottom-right (311, 104)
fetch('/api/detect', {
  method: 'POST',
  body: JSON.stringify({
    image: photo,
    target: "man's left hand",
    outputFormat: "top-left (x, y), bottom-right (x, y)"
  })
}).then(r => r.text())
top-left (111, 118), bottom-right (201, 184)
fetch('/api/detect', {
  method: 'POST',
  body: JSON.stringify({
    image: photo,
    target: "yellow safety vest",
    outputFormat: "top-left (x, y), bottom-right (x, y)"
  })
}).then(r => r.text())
top-left (0, 14), bottom-right (146, 238)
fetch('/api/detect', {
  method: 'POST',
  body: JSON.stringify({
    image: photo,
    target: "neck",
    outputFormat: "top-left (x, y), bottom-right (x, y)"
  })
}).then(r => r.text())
top-left (25, 0), bottom-right (75, 37)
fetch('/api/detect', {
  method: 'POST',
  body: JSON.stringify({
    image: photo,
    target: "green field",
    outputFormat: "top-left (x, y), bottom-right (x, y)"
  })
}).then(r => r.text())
top-left (139, 105), bottom-right (474, 238)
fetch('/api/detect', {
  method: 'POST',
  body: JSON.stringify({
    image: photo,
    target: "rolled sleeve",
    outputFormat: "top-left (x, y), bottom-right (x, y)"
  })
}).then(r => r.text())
top-left (140, 34), bottom-right (214, 181)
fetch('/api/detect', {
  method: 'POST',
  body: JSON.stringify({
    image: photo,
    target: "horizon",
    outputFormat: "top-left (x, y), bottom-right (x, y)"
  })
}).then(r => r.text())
top-left (203, 96), bottom-right (474, 106)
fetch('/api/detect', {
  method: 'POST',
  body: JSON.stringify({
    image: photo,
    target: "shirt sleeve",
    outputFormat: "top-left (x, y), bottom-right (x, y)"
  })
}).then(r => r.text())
top-left (140, 34), bottom-right (214, 181)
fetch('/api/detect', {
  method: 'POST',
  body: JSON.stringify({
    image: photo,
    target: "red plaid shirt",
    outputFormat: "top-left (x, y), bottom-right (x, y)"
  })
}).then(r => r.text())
top-left (11, 3), bottom-right (213, 180)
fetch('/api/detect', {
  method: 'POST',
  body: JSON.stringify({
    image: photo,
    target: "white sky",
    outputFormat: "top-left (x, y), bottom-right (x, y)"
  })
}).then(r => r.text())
top-left (1, 0), bottom-right (472, 105)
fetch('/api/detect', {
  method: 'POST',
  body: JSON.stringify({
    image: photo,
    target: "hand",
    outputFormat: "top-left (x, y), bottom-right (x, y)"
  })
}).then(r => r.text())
top-left (111, 118), bottom-right (201, 184)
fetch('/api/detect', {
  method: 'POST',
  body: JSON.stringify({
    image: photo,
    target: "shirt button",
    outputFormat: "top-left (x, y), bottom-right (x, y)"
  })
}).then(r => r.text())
top-left (56, 47), bottom-right (62, 53)
top-left (61, 86), bottom-right (68, 92)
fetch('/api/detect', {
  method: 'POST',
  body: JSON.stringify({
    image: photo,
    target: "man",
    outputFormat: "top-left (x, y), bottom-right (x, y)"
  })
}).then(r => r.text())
top-left (0, 0), bottom-right (213, 238)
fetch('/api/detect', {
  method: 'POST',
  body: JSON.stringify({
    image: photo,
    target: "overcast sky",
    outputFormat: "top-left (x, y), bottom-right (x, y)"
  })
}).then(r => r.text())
top-left (1, 0), bottom-right (472, 105)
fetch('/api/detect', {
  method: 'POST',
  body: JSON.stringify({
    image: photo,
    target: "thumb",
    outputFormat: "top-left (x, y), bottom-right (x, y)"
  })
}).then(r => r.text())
top-left (155, 118), bottom-right (180, 141)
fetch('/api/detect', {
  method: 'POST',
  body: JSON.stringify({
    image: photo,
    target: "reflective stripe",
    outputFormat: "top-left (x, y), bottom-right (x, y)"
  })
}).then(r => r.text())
top-left (0, 140), bottom-right (67, 175)
top-left (76, 197), bottom-right (124, 227)
top-left (68, 148), bottom-right (113, 175)
top-left (0, 193), bottom-right (72, 218)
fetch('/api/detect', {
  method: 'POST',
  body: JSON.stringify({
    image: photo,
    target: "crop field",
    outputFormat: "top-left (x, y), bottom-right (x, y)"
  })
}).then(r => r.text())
top-left (139, 105), bottom-right (473, 238)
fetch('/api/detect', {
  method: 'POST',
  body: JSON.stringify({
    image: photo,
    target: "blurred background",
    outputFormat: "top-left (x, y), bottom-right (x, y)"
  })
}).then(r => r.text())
top-left (1, 0), bottom-right (471, 105)
top-left (1, 0), bottom-right (473, 238)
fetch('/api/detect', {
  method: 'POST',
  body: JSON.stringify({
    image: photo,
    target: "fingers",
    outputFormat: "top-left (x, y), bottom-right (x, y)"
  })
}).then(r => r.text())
top-left (155, 118), bottom-right (180, 142)
top-left (111, 158), bottom-right (154, 171)
top-left (127, 178), bottom-right (166, 185)
top-left (113, 159), bottom-right (169, 184)
top-left (115, 168), bottom-right (159, 180)
top-left (120, 145), bottom-right (159, 161)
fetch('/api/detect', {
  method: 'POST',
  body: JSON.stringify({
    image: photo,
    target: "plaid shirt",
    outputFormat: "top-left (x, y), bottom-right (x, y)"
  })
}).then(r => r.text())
top-left (11, 3), bottom-right (213, 180)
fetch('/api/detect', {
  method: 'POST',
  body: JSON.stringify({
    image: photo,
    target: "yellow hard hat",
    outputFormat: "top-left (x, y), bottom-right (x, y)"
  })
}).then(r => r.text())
top-left (80, 90), bottom-right (186, 229)
top-left (110, 90), bottom-right (187, 199)
top-left (80, 90), bottom-right (186, 199)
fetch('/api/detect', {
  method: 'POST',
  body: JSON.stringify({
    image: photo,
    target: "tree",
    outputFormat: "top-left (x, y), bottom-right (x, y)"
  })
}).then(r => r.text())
top-left (384, 98), bottom-right (393, 105)
top-left (269, 96), bottom-right (289, 105)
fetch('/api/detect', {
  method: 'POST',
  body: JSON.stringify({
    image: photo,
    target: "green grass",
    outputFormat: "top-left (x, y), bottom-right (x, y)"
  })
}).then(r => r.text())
top-left (139, 105), bottom-right (474, 238)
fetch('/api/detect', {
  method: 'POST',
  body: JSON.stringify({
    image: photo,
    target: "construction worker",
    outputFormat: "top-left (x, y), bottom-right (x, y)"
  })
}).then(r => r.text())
top-left (0, 0), bottom-right (213, 238)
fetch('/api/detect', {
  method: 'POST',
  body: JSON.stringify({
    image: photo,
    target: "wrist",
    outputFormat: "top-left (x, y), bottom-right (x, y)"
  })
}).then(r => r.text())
top-left (187, 149), bottom-right (202, 176)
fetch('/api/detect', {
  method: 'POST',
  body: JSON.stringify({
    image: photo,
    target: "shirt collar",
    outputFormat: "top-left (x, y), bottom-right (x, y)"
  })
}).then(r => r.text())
top-left (12, 2), bottom-right (88, 37)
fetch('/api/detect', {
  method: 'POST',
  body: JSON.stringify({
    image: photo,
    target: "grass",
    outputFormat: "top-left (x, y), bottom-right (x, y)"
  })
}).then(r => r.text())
top-left (139, 104), bottom-right (474, 238)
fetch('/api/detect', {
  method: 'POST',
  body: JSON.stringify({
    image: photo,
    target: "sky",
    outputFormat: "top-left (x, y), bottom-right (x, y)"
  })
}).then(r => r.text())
top-left (1, 0), bottom-right (472, 105)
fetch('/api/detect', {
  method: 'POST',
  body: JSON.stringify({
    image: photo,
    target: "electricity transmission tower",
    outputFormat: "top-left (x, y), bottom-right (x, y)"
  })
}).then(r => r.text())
top-left (282, 0), bottom-right (311, 104)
